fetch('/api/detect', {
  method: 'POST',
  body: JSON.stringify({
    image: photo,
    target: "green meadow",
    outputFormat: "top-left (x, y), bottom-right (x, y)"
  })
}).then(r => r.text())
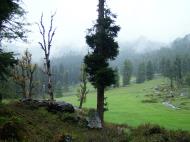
top-left (57, 77), bottom-right (190, 131)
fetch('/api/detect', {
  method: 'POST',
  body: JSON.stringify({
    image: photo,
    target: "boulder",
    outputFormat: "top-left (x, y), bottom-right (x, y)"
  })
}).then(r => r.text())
top-left (48, 102), bottom-right (75, 113)
top-left (87, 110), bottom-right (102, 129)
top-left (20, 99), bottom-right (75, 113)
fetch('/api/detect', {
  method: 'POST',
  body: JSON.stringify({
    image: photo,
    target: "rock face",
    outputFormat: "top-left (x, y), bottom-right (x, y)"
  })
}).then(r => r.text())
top-left (87, 110), bottom-right (102, 129)
top-left (20, 99), bottom-right (75, 113)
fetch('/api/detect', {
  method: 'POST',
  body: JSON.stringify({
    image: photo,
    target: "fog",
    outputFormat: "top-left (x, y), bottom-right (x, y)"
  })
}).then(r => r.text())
top-left (4, 0), bottom-right (190, 61)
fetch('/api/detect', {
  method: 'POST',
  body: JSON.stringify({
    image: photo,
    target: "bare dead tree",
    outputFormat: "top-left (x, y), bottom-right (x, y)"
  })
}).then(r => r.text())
top-left (37, 13), bottom-right (56, 101)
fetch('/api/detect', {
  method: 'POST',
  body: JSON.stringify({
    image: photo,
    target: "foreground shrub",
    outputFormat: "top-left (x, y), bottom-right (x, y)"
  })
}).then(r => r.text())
top-left (128, 124), bottom-right (190, 142)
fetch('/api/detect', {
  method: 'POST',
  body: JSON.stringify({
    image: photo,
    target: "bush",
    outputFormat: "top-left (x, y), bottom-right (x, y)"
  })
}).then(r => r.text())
top-left (128, 124), bottom-right (190, 142)
top-left (141, 99), bottom-right (158, 103)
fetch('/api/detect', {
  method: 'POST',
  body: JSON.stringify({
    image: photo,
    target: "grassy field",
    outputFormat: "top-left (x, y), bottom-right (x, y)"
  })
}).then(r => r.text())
top-left (57, 77), bottom-right (190, 131)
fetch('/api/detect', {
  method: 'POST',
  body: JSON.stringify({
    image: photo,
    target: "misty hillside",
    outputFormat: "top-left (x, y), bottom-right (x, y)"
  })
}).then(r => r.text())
top-left (51, 34), bottom-right (190, 81)
top-left (1, 0), bottom-right (190, 141)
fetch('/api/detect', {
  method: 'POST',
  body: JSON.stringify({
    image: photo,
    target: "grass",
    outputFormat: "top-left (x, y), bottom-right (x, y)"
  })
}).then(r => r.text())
top-left (57, 77), bottom-right (190, 131)
top-left (0, 102), bottom-right (128, 142)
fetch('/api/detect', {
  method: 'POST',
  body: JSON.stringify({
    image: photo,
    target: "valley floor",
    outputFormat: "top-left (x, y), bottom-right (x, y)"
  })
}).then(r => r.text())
top-left (58, 77), bottom-right (190, 131)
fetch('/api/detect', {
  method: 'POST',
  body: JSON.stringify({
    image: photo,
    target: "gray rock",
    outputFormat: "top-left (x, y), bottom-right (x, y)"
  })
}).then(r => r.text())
top-left (87, 111), bottom-right (102, 129)
top-left (162, 102), bottom-right (179, 109)
top-left (180, 93), bottom-right (184, 97)
top-left (20, 99), bottom-right (75, 113)
top-left (48, 102), bottom-right (75, 113)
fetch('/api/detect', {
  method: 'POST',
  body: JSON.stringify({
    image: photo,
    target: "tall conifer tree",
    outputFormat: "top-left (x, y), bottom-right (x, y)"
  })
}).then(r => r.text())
top-left (84, 0), bottom-right (120, 124)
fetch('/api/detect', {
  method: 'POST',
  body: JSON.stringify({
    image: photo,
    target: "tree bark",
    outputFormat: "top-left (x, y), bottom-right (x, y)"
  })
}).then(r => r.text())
top-left (97, 0), bottom-right (105, 54)
top-left (96, 0), bottom-right (105, 125)
top-left (97, 86), bottom-right (104, 124)
top-left (28, 70), bottom-right (34, 99)
top-left (79, 96), bottom-right (84, 109)
top-left (38, 13), bottom-right (56, 102)
top-left (0, 93), bottom-right (2, 103)
top-left (46, 58), bottom-right (54, 101)
top-left (98, 0), bottom-right (104, 20)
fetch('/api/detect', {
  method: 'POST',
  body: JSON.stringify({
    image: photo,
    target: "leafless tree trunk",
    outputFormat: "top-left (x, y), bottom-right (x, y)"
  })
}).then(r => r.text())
top-left (37, 13), bottom-right (56, 101)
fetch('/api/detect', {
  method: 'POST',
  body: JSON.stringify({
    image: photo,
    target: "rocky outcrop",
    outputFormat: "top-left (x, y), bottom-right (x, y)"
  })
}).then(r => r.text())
top-left (20, 99), bottom-right (75, 113)
top-left (86, 110), bottom-right (102, 129)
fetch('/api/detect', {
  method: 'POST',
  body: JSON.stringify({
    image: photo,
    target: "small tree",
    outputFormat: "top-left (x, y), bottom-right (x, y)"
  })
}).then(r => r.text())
top-left (13, 56), bottom-right (27, 98)
top-left (24, 50), bottom-right (37, 99)
top-left (123, 60), bottom-right (133, 86)
top-left (37, 13), bottom-right (56, 101)
top-left (146, 60), bottom-right (154, 80)
top-left (77, 64), bottom-right (89, 109)
top-left (13, 50), bottom-right (37, 99)
top-left (136, 62), bottom-right (146, 83)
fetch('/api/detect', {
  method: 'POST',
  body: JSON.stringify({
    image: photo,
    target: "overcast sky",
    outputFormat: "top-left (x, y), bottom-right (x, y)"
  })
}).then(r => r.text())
top-left (13, 0), bottom-right (190, 59)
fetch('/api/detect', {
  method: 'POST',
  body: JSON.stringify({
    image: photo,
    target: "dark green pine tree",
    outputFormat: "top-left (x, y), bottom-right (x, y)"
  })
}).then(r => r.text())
top-left (122, 59), bottom-right (133, 86)
top-left (160, 58), bottom-right (167, 77)
top-left (0, 49), bottom-right (17, 80)
top-left (0, 0), bottom-right (27, 41)
top-left (146, 60), bottom-right (154, 80)
top-left (173, 57), bottom-right (182, 86)
top-left (0, 0), bottom-right (27, 102)
top-left (136, 62), bottom-right (146, 83)
top-left (165, 59), bottom-right (175, 89)
top-left (84, 0), bottom-right (120, 124)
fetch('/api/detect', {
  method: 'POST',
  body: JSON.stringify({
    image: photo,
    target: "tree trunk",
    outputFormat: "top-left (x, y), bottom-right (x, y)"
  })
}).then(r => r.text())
top-left (46, 59), bottom-right (54, 101)
top-left (79, 96), bottom-right (84, 109)
top-left (97, 0), bottom-right (105, 125)
top-left (0, 93), bottom-right (2, 103)
top-left (98, 0), bottom-right (104, 20)
top-left (97, 0), bottom-right (105, 53)
top-left (97, 86), bottom-right (104, 125)
top-left (22, 82), bottom-right (26, 99)
top-left (28, 77), bottom-right (33, 99)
